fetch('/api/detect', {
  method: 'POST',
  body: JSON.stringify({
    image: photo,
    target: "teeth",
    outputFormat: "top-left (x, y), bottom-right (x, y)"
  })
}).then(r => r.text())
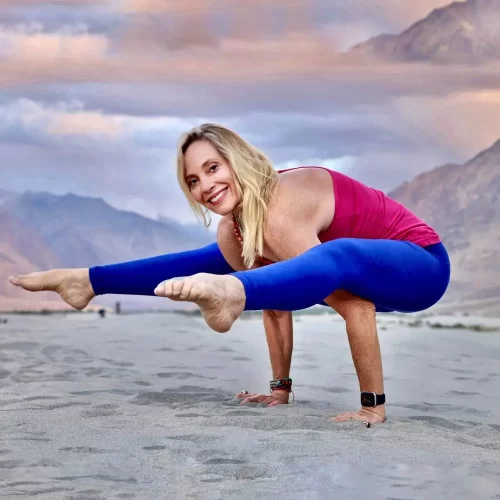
top-left (210, 188), bottom-right (227, 203)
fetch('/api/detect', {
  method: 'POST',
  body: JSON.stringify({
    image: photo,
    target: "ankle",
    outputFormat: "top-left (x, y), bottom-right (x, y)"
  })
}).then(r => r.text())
top-left (70, 268), bottom-right (95, 298)
top-left (82, 268), bottom-right (95, 298)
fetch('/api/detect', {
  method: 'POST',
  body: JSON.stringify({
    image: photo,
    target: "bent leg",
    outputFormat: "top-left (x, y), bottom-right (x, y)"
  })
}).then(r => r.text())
top-left (90, 242), bottom-right (234, 296)
top-left (232, 239), bottom-right (450, 313)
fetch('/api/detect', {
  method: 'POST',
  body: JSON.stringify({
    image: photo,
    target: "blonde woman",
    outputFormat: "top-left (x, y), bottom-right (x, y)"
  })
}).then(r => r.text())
top-left (9, 123), bottom-right (450, 425)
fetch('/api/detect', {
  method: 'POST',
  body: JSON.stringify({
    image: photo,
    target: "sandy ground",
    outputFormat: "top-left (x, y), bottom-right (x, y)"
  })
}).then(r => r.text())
top-left (0, 312), bottom-right (499, 500)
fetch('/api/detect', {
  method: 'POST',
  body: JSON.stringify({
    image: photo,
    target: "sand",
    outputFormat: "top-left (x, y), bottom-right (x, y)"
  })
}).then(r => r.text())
top-left (0, 312), bottom-right (499, 499)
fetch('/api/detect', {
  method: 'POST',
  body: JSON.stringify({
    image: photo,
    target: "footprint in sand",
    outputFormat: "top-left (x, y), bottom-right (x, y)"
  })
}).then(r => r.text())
top-left (80, 404), bottom-right (122, 418)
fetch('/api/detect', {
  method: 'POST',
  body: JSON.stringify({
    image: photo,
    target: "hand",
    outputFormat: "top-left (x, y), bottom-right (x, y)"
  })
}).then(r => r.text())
top-left (236, 390), bottom-right (290, 407)
top-left (332, 406), bottom-right (386, 424)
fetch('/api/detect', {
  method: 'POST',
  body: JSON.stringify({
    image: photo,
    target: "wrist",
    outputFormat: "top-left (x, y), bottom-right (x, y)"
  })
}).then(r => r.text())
top-left (270, 389), bottom-right (290, 402)
top-left (360, 391), bottom-right (385, 408)
top-left (270, 377), bottom-right (292, 392)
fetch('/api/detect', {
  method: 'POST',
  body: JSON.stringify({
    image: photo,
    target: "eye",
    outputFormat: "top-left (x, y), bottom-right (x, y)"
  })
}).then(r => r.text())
top-left (209, 163), bottom-right (219, 172)
top-left (187, 178), bottom-right (197, 188)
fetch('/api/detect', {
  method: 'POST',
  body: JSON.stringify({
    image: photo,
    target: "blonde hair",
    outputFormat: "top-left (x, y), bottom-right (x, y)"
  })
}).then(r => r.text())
top-left (177, 123), bottom-right (278, 268)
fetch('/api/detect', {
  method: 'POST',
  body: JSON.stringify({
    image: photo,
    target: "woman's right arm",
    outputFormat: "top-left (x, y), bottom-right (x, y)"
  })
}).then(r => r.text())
top-left (217, 216), bottom-right (294, 404)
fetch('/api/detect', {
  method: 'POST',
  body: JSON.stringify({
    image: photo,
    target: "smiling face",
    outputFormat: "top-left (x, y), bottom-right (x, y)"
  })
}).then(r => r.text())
top-left (183, 139), bottom-right (241, 216)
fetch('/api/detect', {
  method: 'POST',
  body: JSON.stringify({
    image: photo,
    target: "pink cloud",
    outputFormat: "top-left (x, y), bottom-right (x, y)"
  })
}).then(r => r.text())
top-left (0, 0), bottom-right (106, 5)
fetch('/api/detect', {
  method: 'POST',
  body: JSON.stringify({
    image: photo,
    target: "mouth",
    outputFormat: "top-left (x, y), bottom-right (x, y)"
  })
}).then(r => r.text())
top-left (207, 187), bottom-right (228, 206)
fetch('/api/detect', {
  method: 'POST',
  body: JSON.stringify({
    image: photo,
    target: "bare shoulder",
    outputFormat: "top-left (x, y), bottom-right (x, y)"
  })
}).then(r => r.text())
top-left (267, 167), bottom-right (334, 232)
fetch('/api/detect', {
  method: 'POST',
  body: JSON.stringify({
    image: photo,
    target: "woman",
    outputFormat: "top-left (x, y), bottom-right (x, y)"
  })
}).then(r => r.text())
top-left (9, 123), bottom-right (450, 424)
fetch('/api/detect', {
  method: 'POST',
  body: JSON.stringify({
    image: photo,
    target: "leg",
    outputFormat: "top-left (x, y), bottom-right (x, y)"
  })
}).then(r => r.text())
top-left (9, 243), bottom-right (234, 309)
top-left (155, 240), bottom-right (450, 332)
top-left (234, 240), bottom-right (450, 312)
top-left (89, 243), bottom-right (234, 296)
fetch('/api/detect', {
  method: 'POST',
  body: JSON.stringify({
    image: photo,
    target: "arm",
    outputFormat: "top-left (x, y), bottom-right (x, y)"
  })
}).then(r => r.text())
top-left (263, 309), bottom-right (293, 403)
top-left (217, 216), bottom-right (294, 402)
top-left (264, 186), bottom-right (385, 420)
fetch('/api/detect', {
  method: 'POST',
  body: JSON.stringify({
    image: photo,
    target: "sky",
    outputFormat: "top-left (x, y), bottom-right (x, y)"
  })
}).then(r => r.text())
top-left (1, 0), bottom-right (499, 225)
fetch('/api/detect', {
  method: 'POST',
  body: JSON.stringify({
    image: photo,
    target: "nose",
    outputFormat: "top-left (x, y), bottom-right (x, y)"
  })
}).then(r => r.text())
top-left (200, 176), bottom-right (216, 198)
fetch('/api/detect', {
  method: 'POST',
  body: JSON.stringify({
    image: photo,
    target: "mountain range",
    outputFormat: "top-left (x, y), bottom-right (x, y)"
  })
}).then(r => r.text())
top-left (350, 0), bottom-right (500, 63)
top-left (0, 195), bottom-right (215, 311)
top-left (1, 137), bottom-right (498, 314)
top-left (388, 138), bottom-right (500, 315)
top-left (1, 0), bottom-right (499, 314)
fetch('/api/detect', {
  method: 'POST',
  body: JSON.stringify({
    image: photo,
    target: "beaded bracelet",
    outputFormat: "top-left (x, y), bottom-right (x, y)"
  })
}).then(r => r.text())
top-left (270, 377), bottom-right (292, 392)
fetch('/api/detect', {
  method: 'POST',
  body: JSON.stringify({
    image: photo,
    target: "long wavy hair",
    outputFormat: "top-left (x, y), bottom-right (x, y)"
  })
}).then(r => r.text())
top-left (177, 123), bottom-right (278, 268)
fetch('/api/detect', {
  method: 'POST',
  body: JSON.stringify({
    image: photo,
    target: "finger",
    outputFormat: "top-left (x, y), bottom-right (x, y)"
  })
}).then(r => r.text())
top-left (235, 392), bottom-right (257, 398)
top-left (332, 412), bottom-right (358, 422)
top-left (240, 395), bottom-right (264, 405)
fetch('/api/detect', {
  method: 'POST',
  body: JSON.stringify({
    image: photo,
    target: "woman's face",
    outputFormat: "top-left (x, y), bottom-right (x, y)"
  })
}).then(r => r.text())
top-left (184, 140), bottom-right (240, 215)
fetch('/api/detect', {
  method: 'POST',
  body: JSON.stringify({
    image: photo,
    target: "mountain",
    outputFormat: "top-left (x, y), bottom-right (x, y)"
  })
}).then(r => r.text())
top-left (350, 0), bottom-right (500, 63)
top-left (2, 140), bottom-right (499, 314)
top-left (0, 211), bottom-right (66, 311)
top-left (0, 189), bottom-right (18, 206)
top-left (388, 138), bottom-right (500, 313)
top-left (0, 193), bottom-right (215, 311)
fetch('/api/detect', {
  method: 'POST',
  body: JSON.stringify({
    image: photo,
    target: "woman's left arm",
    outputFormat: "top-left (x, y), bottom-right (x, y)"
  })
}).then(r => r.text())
top-left (264, 189), bottom-right (386, 424)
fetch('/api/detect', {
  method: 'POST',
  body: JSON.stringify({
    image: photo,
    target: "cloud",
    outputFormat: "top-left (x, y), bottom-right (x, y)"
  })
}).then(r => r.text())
top-left (387, 90), bottom-right (500, 158)
top-left (0, 0), bottom-right (108, 6)
top-left (0, 23), bottom-right (108, 66)
top-left (0, 0), bottom-right (498, 224)
top-left (2, 22), bottom-right (499, 99)
top-left (0, 98), bottom-right (121, 140)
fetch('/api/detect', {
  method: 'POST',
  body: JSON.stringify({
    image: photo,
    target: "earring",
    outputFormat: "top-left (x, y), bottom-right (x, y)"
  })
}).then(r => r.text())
top-left (204, 208), bottom-right (212, 228)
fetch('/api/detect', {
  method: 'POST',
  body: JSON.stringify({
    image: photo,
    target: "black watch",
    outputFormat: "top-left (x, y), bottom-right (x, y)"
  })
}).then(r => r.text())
top-left (360, 392), bottom-right (385, 408)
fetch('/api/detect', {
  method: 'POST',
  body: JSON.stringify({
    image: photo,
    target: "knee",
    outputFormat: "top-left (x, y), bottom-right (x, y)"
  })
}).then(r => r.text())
top-left (263, 309), bottom-right (289, 319)
top-left (343, 300), bottom-right (375, 323)
top-left (328, 294), bottom-right (375, 322)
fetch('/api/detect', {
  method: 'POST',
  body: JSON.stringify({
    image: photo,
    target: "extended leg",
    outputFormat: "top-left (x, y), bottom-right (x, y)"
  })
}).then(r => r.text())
top-left (89, 242), bottom-right (234, 296)
top-left (9, 242), bottom-right (234, 310)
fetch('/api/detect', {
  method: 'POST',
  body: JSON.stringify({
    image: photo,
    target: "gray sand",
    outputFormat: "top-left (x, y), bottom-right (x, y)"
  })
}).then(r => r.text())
top-left (0, 312), bottom-right (499, 499)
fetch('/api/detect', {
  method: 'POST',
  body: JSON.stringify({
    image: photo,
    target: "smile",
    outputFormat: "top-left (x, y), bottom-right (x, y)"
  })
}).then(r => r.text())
top-left (208, 188), bottom-right (228, 205)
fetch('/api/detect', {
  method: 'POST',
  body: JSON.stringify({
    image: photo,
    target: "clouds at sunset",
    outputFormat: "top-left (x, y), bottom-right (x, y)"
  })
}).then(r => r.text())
top-left (0, 0), bottom-right (497, 224)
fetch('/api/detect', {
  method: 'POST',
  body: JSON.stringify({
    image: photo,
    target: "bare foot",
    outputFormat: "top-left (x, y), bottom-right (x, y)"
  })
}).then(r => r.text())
top-left (154, 273), bottom-right (245, 333)
top-left (8, 269), bottom-right (95, 310)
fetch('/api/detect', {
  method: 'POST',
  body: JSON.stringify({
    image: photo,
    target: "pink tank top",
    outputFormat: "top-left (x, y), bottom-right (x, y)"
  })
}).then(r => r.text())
top-left (280, 166), bottom-right (441, 247)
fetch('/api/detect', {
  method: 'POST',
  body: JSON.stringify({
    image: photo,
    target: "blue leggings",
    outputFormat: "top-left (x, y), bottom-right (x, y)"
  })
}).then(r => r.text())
top-left (89, 243), bottom-right (234, 296)
top-left (233, 239), bottom-right (450, 313)
top-left (89, 239), bottom-right (450, 314)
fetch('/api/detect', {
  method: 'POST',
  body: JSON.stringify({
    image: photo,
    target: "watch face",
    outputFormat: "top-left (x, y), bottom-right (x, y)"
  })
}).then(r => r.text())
top-left (361, 392), bottom-right (375, 407)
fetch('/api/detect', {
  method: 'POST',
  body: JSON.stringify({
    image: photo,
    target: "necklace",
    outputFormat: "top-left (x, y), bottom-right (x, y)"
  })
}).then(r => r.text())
top-left (231, 213), bottom-right (274, 266)
top-left (231, 213), bottom-right (243, 244)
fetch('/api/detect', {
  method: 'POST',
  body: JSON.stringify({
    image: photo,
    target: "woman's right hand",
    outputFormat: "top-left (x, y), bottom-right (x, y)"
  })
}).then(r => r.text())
top-left (8, 268), bottom-right (95, 310)
top-left (235, 390), bottom-right (290, 406)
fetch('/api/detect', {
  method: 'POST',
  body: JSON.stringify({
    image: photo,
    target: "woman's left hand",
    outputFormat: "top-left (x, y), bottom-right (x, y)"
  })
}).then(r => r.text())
top-left (332, 407), bottom-right (386, 424)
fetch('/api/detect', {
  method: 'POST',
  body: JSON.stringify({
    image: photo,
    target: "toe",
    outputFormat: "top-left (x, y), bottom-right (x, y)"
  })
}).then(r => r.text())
top-left (154, 281), bottom-right (166, 296)
top-left (8, 276), bottom-right (20, 286)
